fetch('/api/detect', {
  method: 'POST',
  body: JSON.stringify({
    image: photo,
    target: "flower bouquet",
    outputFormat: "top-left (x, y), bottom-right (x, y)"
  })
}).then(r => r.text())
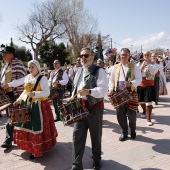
top-left (105, 48), bottom-right (117, 63)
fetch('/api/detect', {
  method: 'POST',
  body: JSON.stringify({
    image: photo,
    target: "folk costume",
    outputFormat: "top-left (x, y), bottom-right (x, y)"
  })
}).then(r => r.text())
top-left (0, 52), bottom-right (27, 148)
top-left (71, 64), bottom-right (108, 170)
top-left (48, 68), bottom-right (68, 121)
top-left (137, 61), bottom-right (158, 125)
top-left (13, 60), bottom-right (57, 157)
top-left (109, 62), bottom-right (142, 139)
top-left (157, 62), bottom-right (168, 95)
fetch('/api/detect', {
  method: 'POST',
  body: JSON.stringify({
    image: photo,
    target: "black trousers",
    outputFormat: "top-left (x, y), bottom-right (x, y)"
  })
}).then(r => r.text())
top-left (116, 104), bottom-right (136, 135)
top-left (72, 107), bottom-right (103, 170)
top-left (5, 91), bottom-right (16, 144)
top-left (52, 88), bottom-right (64, 119)
top-left (154, 75), bottom-right (160, 103)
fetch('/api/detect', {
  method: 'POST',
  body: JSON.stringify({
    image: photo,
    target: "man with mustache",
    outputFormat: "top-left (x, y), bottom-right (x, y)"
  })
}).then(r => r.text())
top-left (71, 47), bottom-right (108, 170)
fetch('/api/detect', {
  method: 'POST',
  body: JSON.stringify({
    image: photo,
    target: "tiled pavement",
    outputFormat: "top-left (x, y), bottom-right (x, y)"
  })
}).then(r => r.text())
top-left (0, 83), bottom-right (170, 170)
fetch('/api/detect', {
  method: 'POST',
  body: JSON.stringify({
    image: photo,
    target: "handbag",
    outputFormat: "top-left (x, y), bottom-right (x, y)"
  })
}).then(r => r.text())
top-left (9, 75), bottom-right (43, 125)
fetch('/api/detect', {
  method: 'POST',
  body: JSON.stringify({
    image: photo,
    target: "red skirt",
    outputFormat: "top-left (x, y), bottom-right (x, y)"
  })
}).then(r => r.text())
top-left (13, 100), bottom-right (58, 157)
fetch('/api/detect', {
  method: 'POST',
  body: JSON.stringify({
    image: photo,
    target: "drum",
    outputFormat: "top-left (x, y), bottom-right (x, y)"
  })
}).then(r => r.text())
top-left (128, 90), bottom-right (139, 112)
top-left (60, 99), bottom-right (90, 126)
top-left (48, 87), bottom-right (59, 100)
top-left (8, 106), bottom-right (31, 125)
top-left (0, 87), bottom-right (12, 111)
top-left (108, 88), bottom-right (132, 109)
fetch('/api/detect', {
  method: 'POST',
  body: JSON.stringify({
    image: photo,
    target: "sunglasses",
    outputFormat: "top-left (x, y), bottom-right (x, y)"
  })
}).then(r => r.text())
top-left (53, 63), bottom-right (59, 64)
top-left (80, 54), bottom-right (90, 58)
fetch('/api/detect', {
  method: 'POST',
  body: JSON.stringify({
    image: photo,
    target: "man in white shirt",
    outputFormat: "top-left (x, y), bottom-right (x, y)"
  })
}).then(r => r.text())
top-left (108, 48), bottom-right (142, 141)
top-left (71, 47), bottom-right (108, 170)
top-left (48, 60), bottom-right (68, 121)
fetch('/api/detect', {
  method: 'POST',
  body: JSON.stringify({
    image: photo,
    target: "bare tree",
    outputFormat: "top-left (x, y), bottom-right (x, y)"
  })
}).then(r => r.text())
top-left (16, 0), bottom-right (68, 59)
top-left (63, 0), bottom-right (98, 59)
top-left (152, 48), bottom-right (165, 55)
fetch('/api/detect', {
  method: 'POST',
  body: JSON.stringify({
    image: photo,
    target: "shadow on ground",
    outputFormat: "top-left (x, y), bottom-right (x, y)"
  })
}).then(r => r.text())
top-left (18, 141), bottom-right (135, 170)
top-left (135, 135), bottom-right (170, 155)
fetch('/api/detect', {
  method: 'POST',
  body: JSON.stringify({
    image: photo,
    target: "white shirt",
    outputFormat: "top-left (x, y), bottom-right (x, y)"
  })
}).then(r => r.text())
top-left (68, 68), bottom-right (74, 78)
top-left (76, 67), bottom-right (108, 99)
top-left (69, 66), bottom-right (82, 81)
top-left (137, 62), bottom-right (158, 77)
top-left (107, 65), bottom-right (114, 79)
top-left (157, 62), bottom-right (164, 75)
top-left (48, 69), bottom-right (69, 86)
top-left (17, 74), bottom-right (50, 101)
top-left (109, 64), bottom-right (142, 91)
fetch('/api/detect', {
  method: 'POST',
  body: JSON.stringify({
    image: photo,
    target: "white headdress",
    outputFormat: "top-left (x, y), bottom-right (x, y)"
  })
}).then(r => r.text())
top-left (28, 60), bottom-right (42, 75)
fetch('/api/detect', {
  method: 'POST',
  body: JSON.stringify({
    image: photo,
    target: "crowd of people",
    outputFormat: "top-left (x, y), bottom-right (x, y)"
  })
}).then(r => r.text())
top-left (0, 45), bottom-right (169, 170)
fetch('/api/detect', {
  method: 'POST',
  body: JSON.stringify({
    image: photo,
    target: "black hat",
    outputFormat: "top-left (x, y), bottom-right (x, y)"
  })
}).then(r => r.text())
top-left (0, 46), bottom-right (15, 54)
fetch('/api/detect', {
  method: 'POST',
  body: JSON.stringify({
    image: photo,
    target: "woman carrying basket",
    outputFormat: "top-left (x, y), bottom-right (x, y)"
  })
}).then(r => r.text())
top-left (13, 60), bottom-right (58, 159)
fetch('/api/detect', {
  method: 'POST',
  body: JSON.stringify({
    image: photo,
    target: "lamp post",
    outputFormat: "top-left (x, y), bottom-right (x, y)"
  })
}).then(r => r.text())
top-left (110, 38), bottom-right (112, 48)
top-left (131, 45), bottom-right (133, 54)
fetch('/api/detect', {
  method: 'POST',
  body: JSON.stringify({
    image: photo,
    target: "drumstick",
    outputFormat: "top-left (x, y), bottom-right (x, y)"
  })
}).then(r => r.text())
top-left (108, 83), bottom-right (131, 96)
top-left (71, 83), bottom-right (87, 100)
top-left (62, 83), bottom-right (87, 102)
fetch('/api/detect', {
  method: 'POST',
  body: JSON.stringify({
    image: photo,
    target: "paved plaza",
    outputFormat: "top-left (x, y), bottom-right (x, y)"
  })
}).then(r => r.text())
top-left (0, 83), bottom-right (170, 170)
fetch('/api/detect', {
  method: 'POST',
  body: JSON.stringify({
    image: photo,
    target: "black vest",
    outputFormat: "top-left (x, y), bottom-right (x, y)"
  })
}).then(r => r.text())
top-left (72, 64), bottom-right (103, 106)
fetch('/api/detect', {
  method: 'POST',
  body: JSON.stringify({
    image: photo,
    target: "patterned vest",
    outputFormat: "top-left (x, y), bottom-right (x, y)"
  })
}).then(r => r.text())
top-left (72, 64), bottom-right (103, 106)
top-left (0, 58), bottom-right (27, 93)
top-left (114, 62), bottom-right (135, 91)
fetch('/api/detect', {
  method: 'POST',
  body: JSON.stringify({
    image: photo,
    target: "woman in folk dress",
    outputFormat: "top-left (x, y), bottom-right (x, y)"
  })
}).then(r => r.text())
top-left (13, 60), bottom-right (58, 159)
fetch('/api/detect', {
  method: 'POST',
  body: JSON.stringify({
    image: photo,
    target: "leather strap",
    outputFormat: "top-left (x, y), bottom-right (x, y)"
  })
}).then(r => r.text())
top-left (0, 63), bottom-right (10, 81)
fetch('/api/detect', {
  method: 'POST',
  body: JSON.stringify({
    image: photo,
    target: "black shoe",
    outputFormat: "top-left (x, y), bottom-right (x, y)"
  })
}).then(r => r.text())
top-left (30, 154), bottom-right (36, 159)
top-left (93, 160), bottom-right (101, 170)
top-left (1, 141), bottom-right (12, 148)
top-left (131, 132), bottom-right (136, 139)
top-left (155, 102), bottom-right (158, 105)
top-left (119, 134), bottom-right (128, 141)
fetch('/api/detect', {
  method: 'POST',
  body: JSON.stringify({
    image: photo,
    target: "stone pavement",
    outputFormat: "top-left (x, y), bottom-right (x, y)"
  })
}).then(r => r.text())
top-left (0, 83), bottom-right (170, 170)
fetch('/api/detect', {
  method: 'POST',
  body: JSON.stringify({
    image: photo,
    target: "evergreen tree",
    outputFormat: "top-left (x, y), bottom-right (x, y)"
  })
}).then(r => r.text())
top-left (95, 33), bottom-right (104, 61)
top-left (39, 41), bottom-right (69, 69)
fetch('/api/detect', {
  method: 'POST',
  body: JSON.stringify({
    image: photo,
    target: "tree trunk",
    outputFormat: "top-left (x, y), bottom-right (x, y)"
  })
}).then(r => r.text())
top-left (33, 45), bottom-right (40, 60)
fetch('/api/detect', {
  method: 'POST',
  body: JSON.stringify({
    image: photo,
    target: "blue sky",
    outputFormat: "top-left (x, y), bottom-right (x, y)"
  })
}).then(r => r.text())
top-left (0, 0), bottom-right (170, 53)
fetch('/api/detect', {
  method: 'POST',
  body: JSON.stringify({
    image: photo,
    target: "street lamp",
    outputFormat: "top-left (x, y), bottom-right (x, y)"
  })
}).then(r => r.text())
top-left (110, 38), bottom-right (112, 48)
top-left (114, 42), bottom-right (116, 48)
top-left (131, 45), bottom-right (133, 54)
